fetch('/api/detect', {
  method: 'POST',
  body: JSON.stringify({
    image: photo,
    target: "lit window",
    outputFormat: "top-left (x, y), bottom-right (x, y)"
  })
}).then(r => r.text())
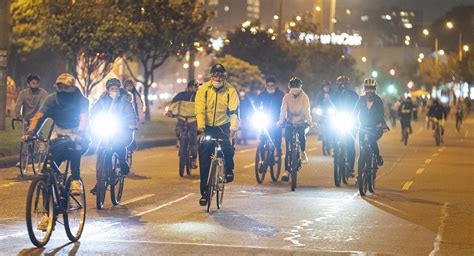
top-left (361, 15), bottom-right (368, 22)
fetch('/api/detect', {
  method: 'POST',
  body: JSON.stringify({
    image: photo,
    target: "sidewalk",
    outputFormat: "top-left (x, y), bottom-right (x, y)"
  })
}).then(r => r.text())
top-left (0, 137), bottom-right (176, 169)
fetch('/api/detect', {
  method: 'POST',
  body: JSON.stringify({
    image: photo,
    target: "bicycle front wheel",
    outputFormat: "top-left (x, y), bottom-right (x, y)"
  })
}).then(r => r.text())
top-left (270, 150), bottom-right (281, 182)
top-left (110, 155), bottom-right (125, 206)
top-left (333, 148), bottom-right (341, 187)
top-left (404, 129), bottom-right (409, 146)
top-left (290, 147), bottom-right (298, 191)
top-left (178, 138), bottom-right (189, 177)
top-left (216, 162), bottom-right (225, 209)
top-left (26, 176), bottom-right (54, 247)
top-left (358, 150), bottom-right (368, 196)
top-left (206, 160), bottom-right (217, 213)
top-left (96, 152), bottom-right (109, 210)
top-left (255, 142), bottom-right (267, 184)
top-left (64, 177), bottom-right (86, 242)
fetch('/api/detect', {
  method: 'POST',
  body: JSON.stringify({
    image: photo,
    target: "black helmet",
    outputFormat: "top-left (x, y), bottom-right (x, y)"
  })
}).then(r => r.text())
top-left (187, 79), bottom-right (200, 88)
top-left (336, 76), bottom-right (350, 86)
top-left (27, 74), bottom-right (41, 83)
top-left (321, 80), bottom-right (331, 87)
top-left (106, 78), bottom-right (121, 89)
top-left (210, 63), bottom-right (226, 76)
top-left (288, 77), bottom-right (303, 88)
top-left (123, 79), bottom-right (134, 87)
top-left (266, 75), bottom-right (277, 84)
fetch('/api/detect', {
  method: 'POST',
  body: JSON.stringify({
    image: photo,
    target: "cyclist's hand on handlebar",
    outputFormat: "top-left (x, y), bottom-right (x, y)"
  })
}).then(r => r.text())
top-left (22, 133), bottom-right (35, 142)
top-left (229, 130), bottom-right (236, 139)
top-left (165, 111), bottom-right (173, 118)
top-left (197, 128), bottom-right (205, 142)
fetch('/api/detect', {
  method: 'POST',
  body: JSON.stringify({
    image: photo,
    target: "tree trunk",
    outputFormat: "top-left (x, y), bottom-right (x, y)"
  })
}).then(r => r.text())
top-left (143, 84), bottom-right (151, 121)
top-left (0, 0), bottom-right (10, 130)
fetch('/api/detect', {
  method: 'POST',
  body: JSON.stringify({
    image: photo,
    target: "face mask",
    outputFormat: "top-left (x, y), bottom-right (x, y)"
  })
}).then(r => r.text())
top-left (56, 91), bottom-right (75, 104)
top-left (211, 80), bottom-right (224, 89)
top-left (366, 92), bottom-right (375, 101)
top-left (267, 88), bottom-right (276, 94)
top-left (290, 88), bottom-right (302, 96)
top-left (109, 91), bottom-right (120, 100)
top-left (30, 88), bottom-right (39, 93)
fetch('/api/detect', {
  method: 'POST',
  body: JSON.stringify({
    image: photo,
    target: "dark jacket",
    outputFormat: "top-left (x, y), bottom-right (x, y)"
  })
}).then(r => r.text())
top-left (91, 88), bottom-right (137, 129)
top-left (428, 104), bottom-right (447, 120)
top-left (398, 101), bottom-right (414, 121)
top-left (331, 89), bottom-right (359, 113)
top-left (255, 89), bottom-right (285, 122)
top-left (356, 95), bottom-right (386, 127)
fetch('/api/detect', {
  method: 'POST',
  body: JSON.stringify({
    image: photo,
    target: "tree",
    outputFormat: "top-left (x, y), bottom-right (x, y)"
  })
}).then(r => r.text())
top-left (121, 0), bottom-right (209, 120)
top-left (220, 22), bottom-right (297, 84)
top-left (10, 0), bottom-right (132, 96)
top-left (416, 58), bottom-right (443, 88)
top-left (459, 52), bottom-right (474, 83)
top-left (212, 55), bottom-right (264, 90)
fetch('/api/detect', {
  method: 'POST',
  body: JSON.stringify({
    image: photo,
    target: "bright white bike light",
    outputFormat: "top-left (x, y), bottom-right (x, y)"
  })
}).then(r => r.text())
top-left (331, 112), bottom-right (354, 133)
top-left (252, 111), bottom-right (269, 130)
top-left (314, 108), bottom-right (323, 116)
top-left (92, 112), bottom-right (120, 138)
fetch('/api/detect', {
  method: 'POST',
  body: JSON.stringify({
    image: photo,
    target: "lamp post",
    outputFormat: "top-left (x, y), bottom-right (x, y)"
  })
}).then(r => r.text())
top-left (422, 29), bottom-right (439, 65)
top-left (446, 21), bottom-right (463, 61)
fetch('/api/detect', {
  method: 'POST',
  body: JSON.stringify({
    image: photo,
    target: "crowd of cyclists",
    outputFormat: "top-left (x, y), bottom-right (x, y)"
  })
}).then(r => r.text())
top-left (12, 62), bottom-right (469, 245)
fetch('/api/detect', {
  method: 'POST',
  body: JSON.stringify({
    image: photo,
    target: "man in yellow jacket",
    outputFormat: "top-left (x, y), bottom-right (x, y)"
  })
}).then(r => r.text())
top-left (195, 64), bottom-right (240, 206)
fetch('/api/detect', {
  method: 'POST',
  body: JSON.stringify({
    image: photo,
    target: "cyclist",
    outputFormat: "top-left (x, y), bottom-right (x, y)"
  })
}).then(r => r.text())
top-left (195, 64), bottom-right (239, 206)
top-left (23, 73), bottom-right (89, 195)
top-left (355, 78), bottom-right (387, 167)
top-left (255, 76), bottom-right (285, 159)
top-left (398, 96), bottom-right (414, 141)
top-left (455, 103), bottom-right (464, 131)
top-left (14, 74), bottom-right (48, 131)
top-left (330, 76), bottom-right (359, 177)
top-left (427, 98), bottom-right (447, 136)
top-left (90, 78), bottom-right (137, 194)
top-left (276, 77), bottom-right (312, 182)
top-left (123, 79), bottom-right (144, 127)
top-left (166, 79), bottom-right (200, 169)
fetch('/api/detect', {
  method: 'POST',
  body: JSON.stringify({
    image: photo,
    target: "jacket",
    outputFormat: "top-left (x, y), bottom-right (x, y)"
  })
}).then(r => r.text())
top-left (15, 88), bottom-right (48, 121)
top-left (91, 88), bottom-right (138, 129)
top-left (278, 91), bottom-right (312, 125)
top-left (331, 89), bottom-right (359, 113)
top-left (195, 81), bottom-right (240, 131)
top-left (255, 89), bottom-right (285, 122)
top-left (356, 95), bottom-right (386, 127)
top-left (428, 104), bottom-right (447, 120)
top-left (130, 91), bottom-right (145, 125)
top-left (168, 91), bottom-right (196, 123)
top-left (398, 101), bottom-right (414, 121)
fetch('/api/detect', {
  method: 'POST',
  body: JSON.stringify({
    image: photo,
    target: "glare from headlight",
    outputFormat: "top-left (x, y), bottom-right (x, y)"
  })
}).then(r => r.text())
top-left (252, 111), bottom-right (269, 130)
top-left (328, 107), bottom-right (336, 115)
top-left (314, 108), bottom-right (323, 116)
top-left (331, 112), bottom-right (354, 133)
top-left (92, 113), bottom-right (120, 138)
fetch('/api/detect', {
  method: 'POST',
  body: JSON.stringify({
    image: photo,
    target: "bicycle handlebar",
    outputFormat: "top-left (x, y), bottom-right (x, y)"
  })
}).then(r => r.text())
top-left (11, 118), bottom-right (26, 130)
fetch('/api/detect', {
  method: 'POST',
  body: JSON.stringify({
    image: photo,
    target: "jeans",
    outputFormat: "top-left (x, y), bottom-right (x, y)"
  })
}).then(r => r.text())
top-left (199, 123), bottom-right (234, 196)
top-left (400, 118), bottom-right (412, 136)
top-left (49, 137), bottom-right (86, 180)
top-left (284, 126), bottom-right (306, 171)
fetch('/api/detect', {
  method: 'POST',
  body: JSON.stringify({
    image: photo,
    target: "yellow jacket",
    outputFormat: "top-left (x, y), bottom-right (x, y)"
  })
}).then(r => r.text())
top-left (195, 81), bottom-right (240, 131)
top-left (168, 91), bottom-right (196, 122)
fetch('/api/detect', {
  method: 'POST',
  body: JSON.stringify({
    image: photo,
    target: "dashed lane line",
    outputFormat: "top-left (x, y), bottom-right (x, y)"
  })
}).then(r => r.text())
top-left (133, 193), bottom-right (194, 217)
top-left (121, 194), bottom-right (155, 205)
top-left (402, 181), bottom-right (414, 190)
top-left (416, 168), bottom-right (425, 174)
top-left (0, 182), bottom-right (17, 188)
top-left (307, 147), bottom-right (318, 152)
top-left (425, 159), bottom-right (432, 164)
top-left (237, 148), bottom-right (254, 154)
top-left (432, 153), bottom-right (439, 157)
top-left (244, 163), bottom-right (255, 169)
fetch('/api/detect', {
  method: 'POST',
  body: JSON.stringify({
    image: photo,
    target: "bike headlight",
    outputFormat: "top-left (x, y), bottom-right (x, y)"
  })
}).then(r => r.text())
top-left (331, 112), bottom-right (354, 133)
top-left (92, 112), bottom-right (120, 138)
top-left (314, 108), bottom-right (323, 116)
top-left (328, 107), bottom-right (336, 115)
top-left (252, 111), bottom-right (269, 130)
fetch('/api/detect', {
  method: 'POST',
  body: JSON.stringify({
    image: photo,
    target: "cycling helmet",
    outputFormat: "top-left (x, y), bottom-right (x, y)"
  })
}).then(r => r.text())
top-left (123, 79), bottom-right (134, 87)
top-left (27, 74), bottom-right (41, 83)
top-left (321, 80), bottom-right (331, 87)
top-left (106, 78), bottom-right (121, 89)
top-left (187, 79), bottom-right (200, 88)
top-left (288, 77), bottom-right (303, 88)
top-left (266, 75), bottom-right (277, 84)
top-left (336, 76), bottom-right (350, 85)
top-left (210, 63), bottom-right (226, 76)
top-left (363, 78), bottom-right (377, 87)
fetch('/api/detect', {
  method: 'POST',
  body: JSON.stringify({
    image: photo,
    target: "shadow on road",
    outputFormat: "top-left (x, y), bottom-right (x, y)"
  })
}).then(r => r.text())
top-left (17, 241), bottom-right (80, 256)
top-left (213, 209), bottom-right (279, 237)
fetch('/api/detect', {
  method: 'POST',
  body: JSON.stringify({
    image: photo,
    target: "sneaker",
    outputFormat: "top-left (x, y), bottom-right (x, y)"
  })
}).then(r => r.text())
top-left (349, 170), bottom-right (355, 178)
top-left (281, 171), bottom-right (290, 182)
top-left (90, 184), bottom-right (97, 195)
top-left (15, 162), bottom-right (20, 168)
top-left (191, 158), bottom-right (198, 169)
top-left (37, 215), bottom-right (49, 231)
top-left (120, 162), bottom-right (130, 176)
top-left (376, 155), bottom-right (384, 166)
top-left (70, 180), bottom-right (83, 196)
top-left (176, 140), bottom-right (180, 149)
top-left (301, 151), bottom-right (309, 164)
top-left (199, 195), bottom-right (207, 206)
top-left (225, 171), bottom-right (234, 183)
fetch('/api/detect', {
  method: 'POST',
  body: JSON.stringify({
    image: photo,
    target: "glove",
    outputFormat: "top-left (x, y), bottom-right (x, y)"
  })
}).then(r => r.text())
top-left (197, 128), bottom-right (205, 142)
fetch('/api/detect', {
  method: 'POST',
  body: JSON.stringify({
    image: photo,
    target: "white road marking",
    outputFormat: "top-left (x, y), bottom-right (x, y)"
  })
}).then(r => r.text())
top-left (425, 159), bottom-right (432, 164)
top-left (244, 163), bottom-right (255, 169)
top-left (0, 182), bottom-right (17, 188)
top-left (0, 231), bottom-right (28, 240)
top-left (191, 180), bottom-right (200, 184)
top-left (432, 153), bottom-right (439, 157)
top-left (429, 202), bottom-right (449, 256)
top-left (402, 181), bottom-right (414, 190)
top-left (307, 147), bottom-right (318, 152)
top-left (350, 192), bottom-right (359, 200)
top-left (121, 194), bottom-right (155, 205)
top-left (416, 168), bottom-right (425, 174)
top-left (237, 148), bottom-right (254, 154)
top-left (133, 193), bottom-right (194, 217)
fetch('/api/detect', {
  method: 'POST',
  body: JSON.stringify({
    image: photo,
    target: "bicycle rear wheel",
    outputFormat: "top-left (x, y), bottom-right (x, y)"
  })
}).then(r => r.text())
top-left (96, 152), bottom-right (109, 210)
top-left (270, 150), bottom-right (281, 182)
top-left (26, 176), bottom-right (54, 247)
top-left (19, 142), bottom-right (29, 177)
top-left (290, 146), bottom-right (298, 191)
top-left (110, 155), bottom-right (125, 206)
top-left (216, 163), bottom-right (225, 209)
top-left (255, 142), bottom-right (267, 184)
top-left (435, 127), bottom-right (441, 146)
top-left (333, 148), bottom-right (341, 187)
top-left (206, 160), bottom-right (217, 213)
top-left (368, 156), bottom-right (376, 193)
top-left (64, 177), bottom-right (86, 242)
top-left (178, 138), bottom-right (189, 177)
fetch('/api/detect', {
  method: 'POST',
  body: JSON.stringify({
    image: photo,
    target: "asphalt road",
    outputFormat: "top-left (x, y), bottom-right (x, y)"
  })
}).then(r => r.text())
top-left (0, 116), bottom-right (472, 255)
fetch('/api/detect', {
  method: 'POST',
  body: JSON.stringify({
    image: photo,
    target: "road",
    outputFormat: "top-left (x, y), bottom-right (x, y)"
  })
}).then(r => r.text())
top-left (0, 116), bottom-right (473, 255)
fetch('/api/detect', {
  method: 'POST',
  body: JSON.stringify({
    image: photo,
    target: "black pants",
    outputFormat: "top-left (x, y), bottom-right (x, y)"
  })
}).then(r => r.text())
top-left (284, 126), bottom-right (306, 171)
top-left (177, 120), bottom-right (198, 158)
top-left (358, 129), bottom-right (383, 157)
top-left (112, 131), bottom-right (134, 166)
top-left (345, 135), bottom-right (356, 172)
top-left (199, 123), bottom-right (234, 196)
top-left (50, 138), bottom-right (86, 180)
top-left (400, 118), bottom-right (412, 136)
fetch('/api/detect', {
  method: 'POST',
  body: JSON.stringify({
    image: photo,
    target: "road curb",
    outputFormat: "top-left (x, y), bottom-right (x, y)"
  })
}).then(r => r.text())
top-left (0, 137), bottom-right (176, 170)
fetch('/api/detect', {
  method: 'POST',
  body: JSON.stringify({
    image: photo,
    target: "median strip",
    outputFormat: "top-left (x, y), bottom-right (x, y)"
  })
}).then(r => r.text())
top-left (402, 181), bottom-right (414, 190)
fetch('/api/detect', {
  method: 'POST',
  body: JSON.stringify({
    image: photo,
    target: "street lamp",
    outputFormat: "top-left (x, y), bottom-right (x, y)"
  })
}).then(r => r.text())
top-left (389, 69), bottom-right (396, 76)
top-left (446, 21), bottom-right (453, 29)
top-left (463, 45), bottom-right (469, 52)
top-left (446, 21), bottom-right (463, 61)
top-left (423, 29), bottom-right (429, 36)
top-left (438, 49), bottom-right (445, 55)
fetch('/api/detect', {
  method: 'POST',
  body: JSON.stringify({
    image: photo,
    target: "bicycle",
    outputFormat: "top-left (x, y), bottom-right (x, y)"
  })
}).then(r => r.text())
top-left (12, 119), bottom-right (48, 177)
top-left (92, 113), bottom-right (128, 209)
top-left (358, 127), bottom-right (388, 196)
top-left (283, 123), bottom-right (308, 192)
top-left (431, 118), bottom-right (443, 146)
top-left (175, 115), bottom-right (197, 177)
top-left (203, 136), bottom-right (226, 213)
top-left (255, 133), bottom-right (281, 184)
top-left (330, 112), bottom-right (355, 187)
top-left (402, 125), bottom-right (410, 146)
top-left (25, 134), bottom-right (86, 247)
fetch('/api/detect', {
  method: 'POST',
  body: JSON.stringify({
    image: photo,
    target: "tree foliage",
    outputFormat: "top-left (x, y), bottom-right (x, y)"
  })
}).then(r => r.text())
top-left (120, 0), bottom-right (210, 120)
top-left (10, 0), bottom-right (133, 96)
top-left (213, 55), bottom-right (264, 90)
